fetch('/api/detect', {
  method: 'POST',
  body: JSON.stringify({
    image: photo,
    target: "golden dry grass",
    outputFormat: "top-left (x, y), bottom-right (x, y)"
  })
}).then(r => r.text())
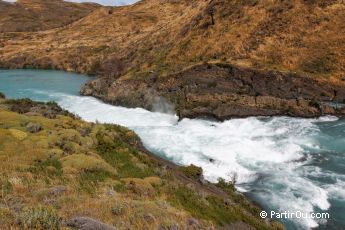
top-left (0, 0), bottom-right (344, 83)
top-left (0, 100), bottom-right (281, 229)
top-left (0, 0), bottom-right (100, 32)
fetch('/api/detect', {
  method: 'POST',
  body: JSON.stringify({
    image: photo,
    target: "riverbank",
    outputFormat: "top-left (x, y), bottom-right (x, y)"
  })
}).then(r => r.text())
top-left (0, 95), bottom-right (282, 229)
top-left (80, 62), bottom-right (345, 121)
top-left (1, 0), bottom-right (345, 121)
top-left (2, 70), bottom-right (345, 229)
top-left (2, 62), bottom-right (345, 121)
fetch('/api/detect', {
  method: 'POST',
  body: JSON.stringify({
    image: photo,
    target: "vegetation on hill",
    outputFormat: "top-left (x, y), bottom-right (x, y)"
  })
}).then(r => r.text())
top-left (1, 0), bottom-right (344, 78)
top-left (0, 97), bottom-right (283, 229)
top-left (0, 0), bottom-right (99, 32)
top-left (1, 0), bottom-right (343, 228)
top-left (1, 0), bottom-right (345, 119)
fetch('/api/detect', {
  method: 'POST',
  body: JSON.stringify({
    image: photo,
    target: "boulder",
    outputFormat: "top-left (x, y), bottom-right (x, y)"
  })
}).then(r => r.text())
top-left (186, 218), bottom-right (200, 229)
top-left (26, 122), bottom-right (42, 133)
top-left (66, 217), bottom-right (116, 230)
top-left (48, 185), bottom-right (67, 197)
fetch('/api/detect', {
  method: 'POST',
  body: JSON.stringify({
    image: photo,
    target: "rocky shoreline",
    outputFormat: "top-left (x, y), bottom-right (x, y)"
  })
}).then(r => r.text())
top-left (2, 59), bottom-right (345, 121)
top-left (80, 62), bottom-right (345, 121)
top-left (1, 0), bottom-right (345, 121)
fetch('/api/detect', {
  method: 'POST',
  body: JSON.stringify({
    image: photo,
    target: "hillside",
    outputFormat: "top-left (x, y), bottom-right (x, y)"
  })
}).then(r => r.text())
top-left (0, 95), bottom-right (282, 229)
top-left (0, 0), bottom-right (345, 119)
top-left (0, 0), bottom-right (100, 32)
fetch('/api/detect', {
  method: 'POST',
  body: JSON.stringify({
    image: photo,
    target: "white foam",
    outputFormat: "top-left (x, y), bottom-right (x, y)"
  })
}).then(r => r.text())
top-left (326, 179), bottom-right (345, 200)
top-left (53, 93), bottom-right (334, 230)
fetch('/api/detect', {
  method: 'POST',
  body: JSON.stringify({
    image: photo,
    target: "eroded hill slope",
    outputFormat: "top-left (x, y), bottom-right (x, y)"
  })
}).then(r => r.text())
top-left (1, 0), bottom-right (345, 119)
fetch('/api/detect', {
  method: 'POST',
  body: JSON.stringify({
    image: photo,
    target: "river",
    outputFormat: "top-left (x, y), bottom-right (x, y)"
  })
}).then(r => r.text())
top-left (0, 69), bottom-right (344, 230)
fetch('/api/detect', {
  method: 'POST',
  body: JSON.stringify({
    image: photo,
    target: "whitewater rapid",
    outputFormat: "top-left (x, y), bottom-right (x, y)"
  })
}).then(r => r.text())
top-left (57, 93), bottom-right (339, 229)
top-left (1, 68), bottom-right (344, 230)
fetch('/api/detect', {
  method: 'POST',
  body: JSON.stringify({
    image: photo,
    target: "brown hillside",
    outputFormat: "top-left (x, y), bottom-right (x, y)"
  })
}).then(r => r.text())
top-left (0, 0), bottom-right (100, 32)
top-left (0, 0), bottom-right (345, 119)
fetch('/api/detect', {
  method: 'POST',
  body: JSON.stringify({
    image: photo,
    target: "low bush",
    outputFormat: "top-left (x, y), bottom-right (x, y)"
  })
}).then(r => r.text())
top-left (179, 164), bottom-right (203, 180)
top-left (95, 126), bottom-right (155, 178)
top-left (29, 158), bottom-right (63, 177)
top-left (78, 169), bottom-right (114, 194)
top-left (18, 206), bottom-right (60, 230)
top-left (216, 178), bottom-right (236, 193)
top-left (0, 208), bottom-right (15, 225)
top-left (169, 185), bottom-right (236, 225)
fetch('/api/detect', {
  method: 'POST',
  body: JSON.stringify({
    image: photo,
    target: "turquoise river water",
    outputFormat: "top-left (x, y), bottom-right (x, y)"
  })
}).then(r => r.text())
top-left (0, 69), bottom-right (344, 230)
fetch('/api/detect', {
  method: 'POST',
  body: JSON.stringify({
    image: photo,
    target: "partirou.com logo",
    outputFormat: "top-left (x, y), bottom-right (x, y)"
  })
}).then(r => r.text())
top-left (260, 210), bottom-right (330, 220)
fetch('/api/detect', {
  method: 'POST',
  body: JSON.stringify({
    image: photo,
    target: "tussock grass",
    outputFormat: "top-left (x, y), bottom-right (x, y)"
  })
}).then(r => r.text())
top-left (0, 99), bottom-right (282, 229)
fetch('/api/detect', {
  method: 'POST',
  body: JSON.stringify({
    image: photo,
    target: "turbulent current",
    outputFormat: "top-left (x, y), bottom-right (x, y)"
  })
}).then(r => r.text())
top-left (1, 70), bottom-right (344, 230)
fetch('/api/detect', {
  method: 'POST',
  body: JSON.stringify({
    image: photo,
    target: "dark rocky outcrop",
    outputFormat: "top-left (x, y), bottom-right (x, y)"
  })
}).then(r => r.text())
top-left (5, 99), bottom-right (76, 119)
top-left (81, 63), bottom-right (345, 120)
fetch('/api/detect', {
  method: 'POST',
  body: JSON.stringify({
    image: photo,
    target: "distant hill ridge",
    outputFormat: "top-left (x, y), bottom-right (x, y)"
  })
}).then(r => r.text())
top-left (0, 0), bottom-right (100, 32)
top-left (1, 0), bottom-right (345, 119)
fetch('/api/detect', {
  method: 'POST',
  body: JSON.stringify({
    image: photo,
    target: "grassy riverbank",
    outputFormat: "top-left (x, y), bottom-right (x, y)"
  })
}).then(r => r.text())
top-left (0, 96), bottom-right (283, 229)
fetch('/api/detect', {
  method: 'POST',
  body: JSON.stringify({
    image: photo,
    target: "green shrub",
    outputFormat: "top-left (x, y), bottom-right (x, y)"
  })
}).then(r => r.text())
top-left (216, 178), bottom-right (261, 217)
top-left (0, 92), bottom-right (5, 99)
top-left (95, 126), bottom-right (155, 178)
top-left (179, 164), bottom-right (203, 180)
top-left (6, 98), bottom-right (37, 106)
top-left (169, 185), bottom-right (275, 229)
top-left (216, 178), bottom-right (236, 194)
top-left (29, 158), bottom-right (63, 177)
top-left (18, 206), bottom-right (60, 230)
top-left (113, 182), bottom-right (126, 192)
top-left (169, 186), bottom-right (236, 225)
top-left (46, 101), bottom-right (59, 107)
top-left (78, 169), bottom-right (114, 194)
